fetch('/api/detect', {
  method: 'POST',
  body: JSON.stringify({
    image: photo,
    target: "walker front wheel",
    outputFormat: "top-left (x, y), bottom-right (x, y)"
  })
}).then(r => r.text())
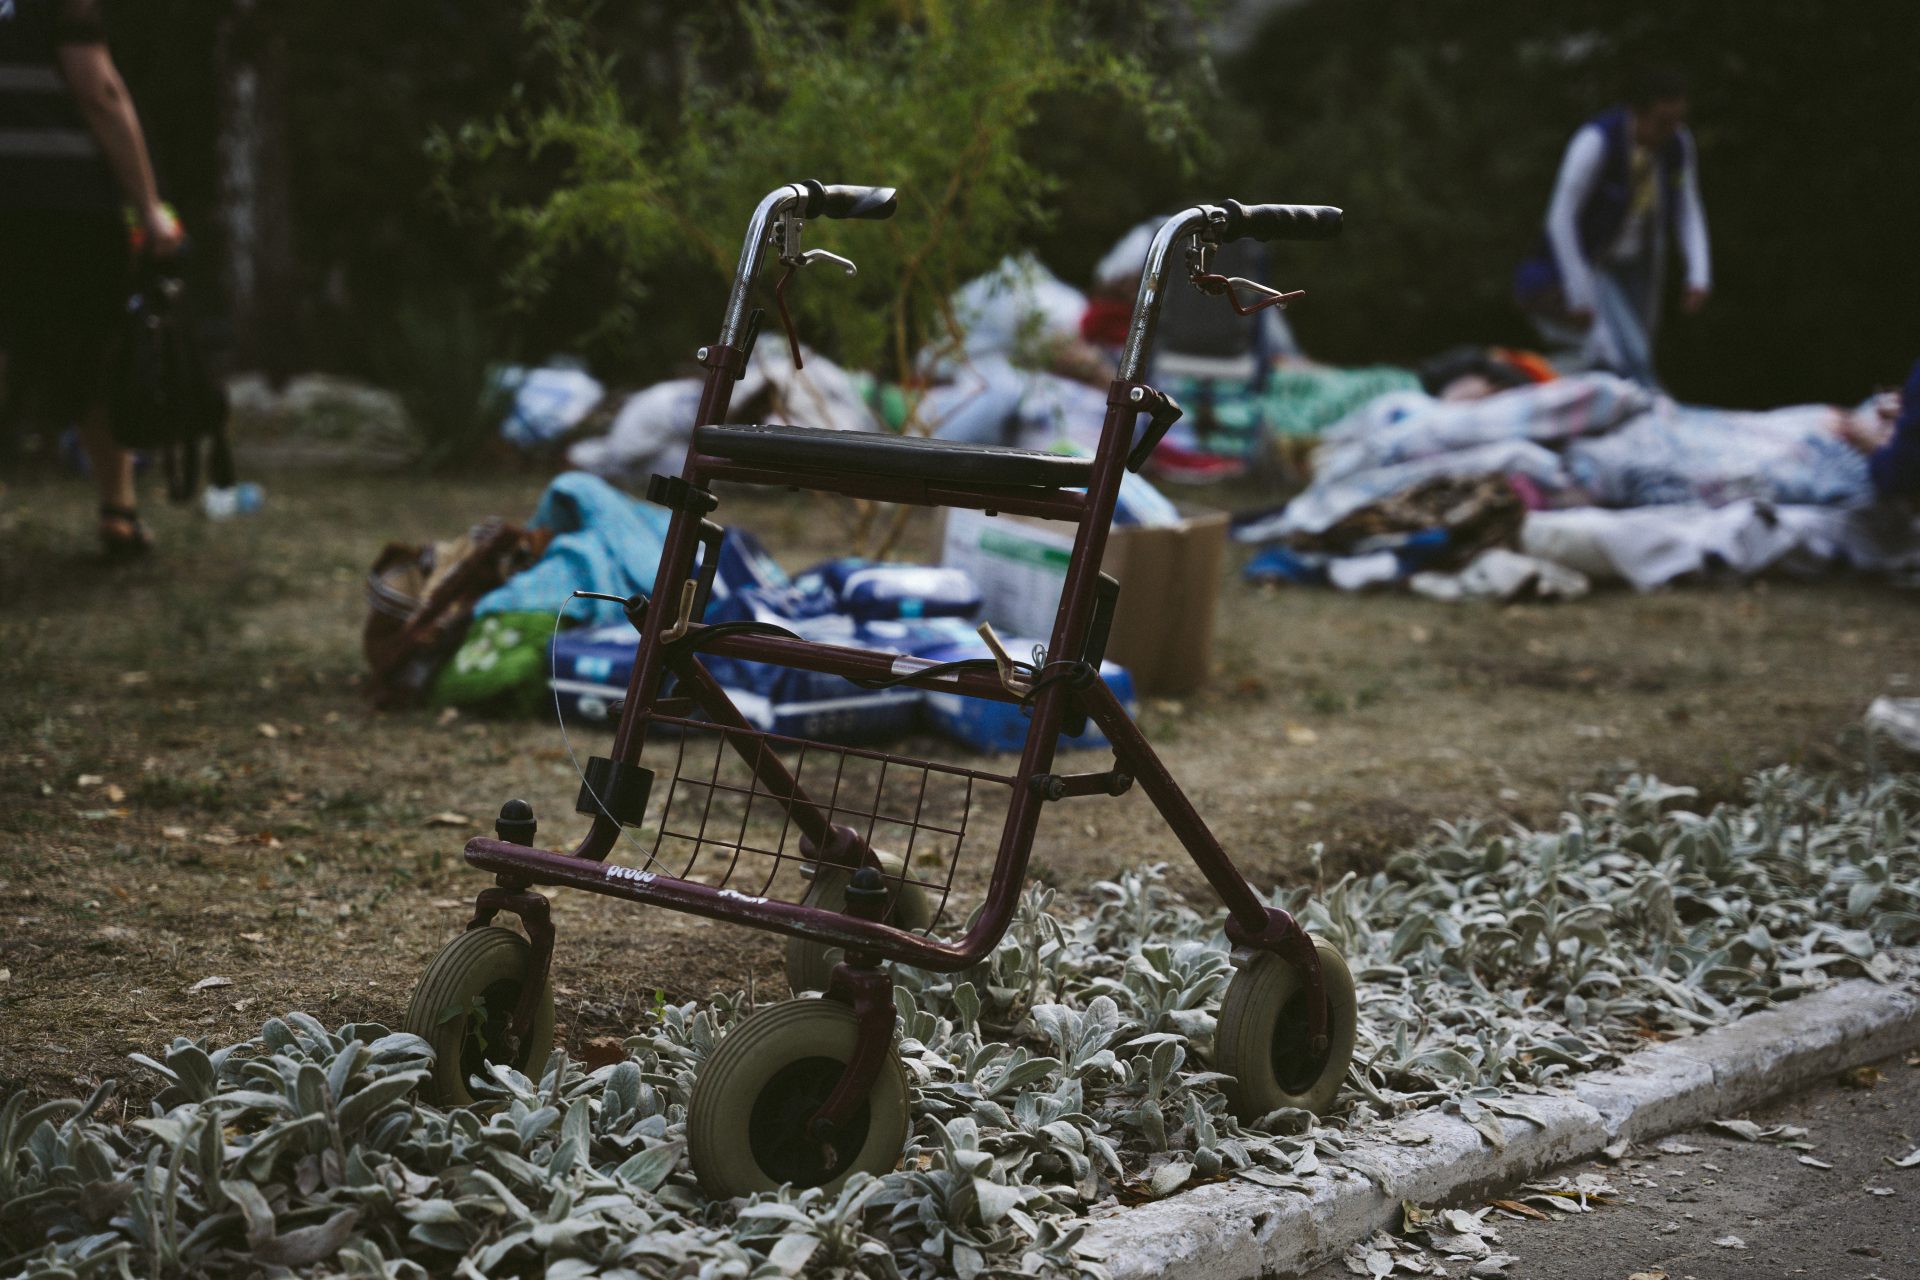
top-left (403, 926), bottom-right (556, 1106)
top-left (1213, 937), bottom-right (1357, 1121)
top-left (687, 998), bottom-right (910, 1198)
top-left (784, 853), bottom-right (932, 993)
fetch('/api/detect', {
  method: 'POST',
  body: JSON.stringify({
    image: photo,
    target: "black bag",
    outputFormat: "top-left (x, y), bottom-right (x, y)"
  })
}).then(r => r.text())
top-left (108, 262), bottom-right (235, 503)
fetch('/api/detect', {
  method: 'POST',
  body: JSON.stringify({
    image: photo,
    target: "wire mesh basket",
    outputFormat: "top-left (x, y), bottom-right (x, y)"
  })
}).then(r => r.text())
top-left (611, 714), bottom-right (1014, 933)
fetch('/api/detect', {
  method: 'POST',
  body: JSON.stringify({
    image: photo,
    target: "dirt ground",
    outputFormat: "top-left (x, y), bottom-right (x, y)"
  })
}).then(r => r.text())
top-left (2, 461), bottom-right (1915, 1103)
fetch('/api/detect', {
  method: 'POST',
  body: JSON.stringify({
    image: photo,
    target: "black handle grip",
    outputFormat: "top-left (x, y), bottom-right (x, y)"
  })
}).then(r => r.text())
top-left (1219, 200), bottom-right (1343, 243)
top-left (801, 180), bottom-right (898, 220)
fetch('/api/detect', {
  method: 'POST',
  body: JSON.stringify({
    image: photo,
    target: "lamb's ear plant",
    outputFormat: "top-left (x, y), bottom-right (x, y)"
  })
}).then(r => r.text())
top-left (4, 767), bottom-right (1915, 1279)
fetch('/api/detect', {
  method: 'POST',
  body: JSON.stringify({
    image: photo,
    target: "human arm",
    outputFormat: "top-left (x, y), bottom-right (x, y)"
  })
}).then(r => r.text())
top-left (1673, 127), bottom-right (1711, 313)
top-left (51, 0), bottom-right (181, 253)
top-left (1544, 124), bottom-right (1605, 322)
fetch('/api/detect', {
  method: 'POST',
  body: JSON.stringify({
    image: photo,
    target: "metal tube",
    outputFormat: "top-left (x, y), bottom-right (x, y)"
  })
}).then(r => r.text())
top-left (719, 185), bottom-right (805, 348)
top-left (1117, 205), bottom-right (1219, 384)
top-left (466, 838), bottom-right (1011, 972)
top-left (1081, 676), bottom-right (1272, 929)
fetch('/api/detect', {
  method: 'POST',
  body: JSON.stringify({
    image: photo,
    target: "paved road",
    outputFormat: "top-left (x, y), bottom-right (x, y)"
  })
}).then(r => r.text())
top-left (1301, 1055), bottom-right (1919, 1280)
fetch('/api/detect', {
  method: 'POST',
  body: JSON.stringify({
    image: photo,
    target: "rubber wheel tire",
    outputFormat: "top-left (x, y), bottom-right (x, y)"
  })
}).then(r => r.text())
top-left (688, 997), bottom-right (910, 1198)
top-left (784, 853), bottom-right (933, 994)
top-left (403, 926), bottom-right (556, 1107)
top-left (1213, 937), bottom-right (1357, 1121)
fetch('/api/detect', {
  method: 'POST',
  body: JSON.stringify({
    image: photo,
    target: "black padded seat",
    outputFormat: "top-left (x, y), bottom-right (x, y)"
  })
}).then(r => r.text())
top-left (694, 422), bottom-right (1094, 490)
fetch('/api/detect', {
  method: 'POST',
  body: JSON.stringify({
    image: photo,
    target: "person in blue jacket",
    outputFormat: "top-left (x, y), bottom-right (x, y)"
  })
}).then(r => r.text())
top-left (1515, 69), bottom-right (1710, 391)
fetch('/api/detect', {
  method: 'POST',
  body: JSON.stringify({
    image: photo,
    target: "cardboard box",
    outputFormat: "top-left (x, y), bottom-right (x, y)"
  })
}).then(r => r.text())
top-left (940, 508), bottom-right (1228, 695)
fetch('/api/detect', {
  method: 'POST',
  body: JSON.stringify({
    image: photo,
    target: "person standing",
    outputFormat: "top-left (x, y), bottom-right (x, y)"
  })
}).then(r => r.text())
top-left (1515, 69), bottom-right (1710, 391)
top-left (0, 0), bottom-right (183, 559)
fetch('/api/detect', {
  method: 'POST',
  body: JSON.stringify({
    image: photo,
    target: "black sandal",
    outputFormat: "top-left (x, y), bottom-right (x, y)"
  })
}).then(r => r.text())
top-left (98, 503), bottom-right (155, 563)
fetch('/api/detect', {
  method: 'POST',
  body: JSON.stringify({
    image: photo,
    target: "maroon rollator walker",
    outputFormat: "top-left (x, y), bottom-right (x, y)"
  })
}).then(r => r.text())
top-left (404, 181), bottom-right (1360, 1197)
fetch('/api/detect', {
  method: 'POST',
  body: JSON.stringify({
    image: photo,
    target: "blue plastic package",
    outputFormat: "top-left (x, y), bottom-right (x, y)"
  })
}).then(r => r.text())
top-left (911, 634), bottom-right (1136, 753)
top-left (806, 558), bottom-right (983, 621)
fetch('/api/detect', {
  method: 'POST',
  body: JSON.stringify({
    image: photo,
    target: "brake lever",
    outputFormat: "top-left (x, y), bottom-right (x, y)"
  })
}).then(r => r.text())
top-left (797, 248), bottom-right (857, 276)
top-left (770, 215), bottom-right (860, 372)
top-left (1192, 271), bottom-right (1305, 316)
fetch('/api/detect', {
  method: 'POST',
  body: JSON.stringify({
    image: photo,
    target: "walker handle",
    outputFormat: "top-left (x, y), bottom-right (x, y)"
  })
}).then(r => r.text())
top-left (1219, 201), bottom-right (1343, 243)
top-left (801, 181), bottom-right (898, 221)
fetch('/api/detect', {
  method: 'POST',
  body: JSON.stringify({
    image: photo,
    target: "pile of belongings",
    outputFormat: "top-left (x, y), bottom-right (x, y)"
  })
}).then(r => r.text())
top-left (550, 553), bottom-right (1136, 753)
top-left (494, 363), bottom-right (606, 451)
top-left (1236, 372), bottom-right (1920, 596)
top-left (367, 471), bottom-right (1136, 752)
top-left (566, 337), bottom-right (880, 479)
top-left (563, 248), bottom-right (1426, 492)
top-left (1082, 220), bottom-right (1422, 480)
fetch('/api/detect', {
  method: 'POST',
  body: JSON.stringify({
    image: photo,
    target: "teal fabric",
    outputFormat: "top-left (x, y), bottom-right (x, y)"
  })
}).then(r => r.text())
top-left (1160, 364), bottom-right (1420, 458)
top-left (473, 471), bottom-right (668, 626)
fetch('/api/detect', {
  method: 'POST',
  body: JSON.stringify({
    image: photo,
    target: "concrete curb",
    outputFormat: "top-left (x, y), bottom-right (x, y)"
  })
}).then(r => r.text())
top-left (1084, 978), bottom-right (1920, 1280)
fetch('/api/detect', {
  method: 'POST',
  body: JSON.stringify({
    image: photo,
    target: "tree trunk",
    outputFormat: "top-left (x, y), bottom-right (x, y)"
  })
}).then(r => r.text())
top-left (216, 0), bottom-right (297, 381)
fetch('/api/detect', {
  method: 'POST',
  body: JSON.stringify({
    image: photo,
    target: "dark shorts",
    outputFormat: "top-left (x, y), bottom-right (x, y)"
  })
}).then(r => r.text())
top-left (0, 208), bottom-right (130, 424)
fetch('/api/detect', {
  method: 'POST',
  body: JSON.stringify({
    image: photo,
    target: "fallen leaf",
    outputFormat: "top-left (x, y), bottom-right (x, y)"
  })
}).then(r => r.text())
top-left (240, 932), bottom-right (266, 943)
top-left (0, 968), bottom-right (10, 982)
top-left (1655, 1140), bottom-right (1702, 1156)
top-left (161, 826), bottom-right (188, 840)
top-left (1627, 1271), bottom-right (1667, 1280)
top-left (1798, 1156), bottom-right (1833, 1170)
top-left (424, 812), bottom-right (472, 828)
top-left (257, 723), bottom-right (279, 739)
top-left (1712, 1235), bottom-right (1746, 1249)
top-left (1149, 1160), bottom-right (1193, 1196)
top-left (76, 774), bottom-right (104, 788)
top-left (437, 707), bottom-right (460, 726)
top-left (1366, 1250), bottom-right (1393, 1279)
top-left (120, 671), bottom-right (150, 686)
top-left (104, 784), bottom-right (126, 803)
top-left (1401, 1203), bottom-right (1440, 1231)
top-left (1487, 1199), bottom-right (1549, 1221)
top-left (1428, 1230), bottom-right (1489, 1259)
top-left (1284, 724), bottom-right (1320, 746)
top-left (1710, 1119), bottom-right (1765, 1142)
top-left (581, 1036), bottom-right (627, 1071)
top-left (1841, 1065), bottom-right (1882, 1089)
top-left (429, 899), bottom-right (467, 909)
top-left (1888, 1148), bottom-right (1920, 1169)
top-left (190, 976), bottom-right (234, 993)
top-left (1867, 1186), bottom-right (1896, 1196)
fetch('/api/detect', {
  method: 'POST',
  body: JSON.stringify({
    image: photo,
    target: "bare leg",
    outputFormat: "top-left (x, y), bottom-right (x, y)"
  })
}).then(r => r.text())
top-left (75, 399), bottom-right (145, 554)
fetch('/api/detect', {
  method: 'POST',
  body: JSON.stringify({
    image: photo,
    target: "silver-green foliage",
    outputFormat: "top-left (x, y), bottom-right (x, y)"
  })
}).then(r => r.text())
top-left (4, 768), bottom-right (1915, 1278)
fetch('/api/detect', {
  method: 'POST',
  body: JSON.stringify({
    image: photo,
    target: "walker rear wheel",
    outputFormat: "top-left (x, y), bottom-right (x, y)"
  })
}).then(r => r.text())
top-left (687, 997), bottom-right (910, 1198)
top-left (1213, 937), bottom-right (1357, 1121)
top-left (404, 926), bottom-right (556, 1107)
top-left (784, 853), bottom-right (932, 993)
